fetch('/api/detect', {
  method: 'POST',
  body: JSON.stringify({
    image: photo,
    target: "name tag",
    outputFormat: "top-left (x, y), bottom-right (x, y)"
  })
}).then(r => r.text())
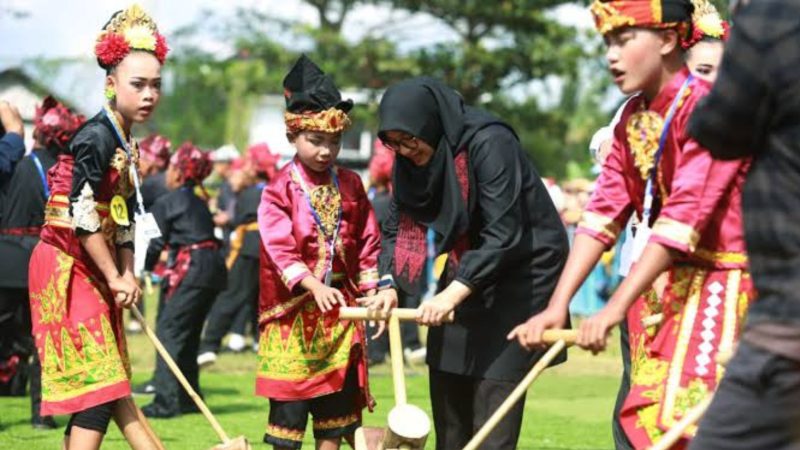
top-left (136, 212), bottom-right (161, 239)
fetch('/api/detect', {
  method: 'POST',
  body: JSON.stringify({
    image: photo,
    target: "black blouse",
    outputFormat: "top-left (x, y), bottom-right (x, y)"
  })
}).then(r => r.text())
top-left (232, 182), bottom-right (264, 259)
top-left (145, 186), bottom-right (226, 288)
top-left (380, 124), bottom-right (569, 381)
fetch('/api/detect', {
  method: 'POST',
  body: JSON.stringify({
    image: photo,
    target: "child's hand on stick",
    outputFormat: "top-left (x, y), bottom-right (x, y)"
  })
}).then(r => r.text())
top-left (357, 288), bottom-right (398, 339)
top-left (301, 276), bottom-right (346, 313)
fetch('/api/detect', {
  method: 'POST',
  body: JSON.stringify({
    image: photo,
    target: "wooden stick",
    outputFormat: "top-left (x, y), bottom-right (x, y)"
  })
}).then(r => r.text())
top-left (130, 306), bottom-right (231, 444)
top-left (463, 340), bottom-right (567, 450)
top-left (340, 307), bottom-right (454, 323)
top-left (388, 315), bottom-right (407, 405)
top-left (541, 329), bottom-right (577, 346)
top-left (648, 395), bottom-right (713, 450)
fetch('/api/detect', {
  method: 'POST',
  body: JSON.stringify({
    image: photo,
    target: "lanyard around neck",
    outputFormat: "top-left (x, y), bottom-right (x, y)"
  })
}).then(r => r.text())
top-left (103, 104), bottom-right (147, 216)
top-left (291, 161), bottom-right (342, 285)
top-left (642, 75), bottom-right (693, 224)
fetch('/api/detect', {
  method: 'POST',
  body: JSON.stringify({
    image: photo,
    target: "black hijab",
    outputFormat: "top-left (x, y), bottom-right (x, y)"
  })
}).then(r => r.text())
top-left (378, 77), bottom-right (512, 254)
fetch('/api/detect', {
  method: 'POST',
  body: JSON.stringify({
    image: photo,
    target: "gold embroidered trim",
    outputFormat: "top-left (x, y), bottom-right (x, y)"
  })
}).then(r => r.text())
top-left (627, 110), bottom-right (665, 180)
top-left (258, 292), bottom-right (310, 324)
top-left (660, 269), bottom-right (706, 430)
top-left (314, 414), bottom-right (359, 430)
top-left (718, 270), bottom-right (741, 382)
top-left (265, 423), bottom-right (304, 442)
top-left (694, 248), bottom-right (748, 265)
top-left (281, 262), bottom-right (311, 288)
top-left (284, 107), bottom-right (351, 134)
top-left (652, 217), bottom-right (700, 252)
top-left (578, 211), bottom-right (622, 241)
top-left (590, 1), bottom-right (637, 35)
top-left (358, 268), bottom-right (379, 286)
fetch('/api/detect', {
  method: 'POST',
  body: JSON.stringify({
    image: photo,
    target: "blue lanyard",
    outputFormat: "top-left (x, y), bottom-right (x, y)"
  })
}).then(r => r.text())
top-left (291, 162), bottom-right (342, 284)
top-left (643, 75), bottom-right (693, 224)
top-left (102, 105), bottom-right (146, 216)
top-left (30, 152), bottom-right (50, 198)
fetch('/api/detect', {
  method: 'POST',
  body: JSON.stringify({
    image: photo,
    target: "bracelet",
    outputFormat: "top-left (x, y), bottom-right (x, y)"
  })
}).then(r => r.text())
top-left (376, 276), bottom-right (395, 291)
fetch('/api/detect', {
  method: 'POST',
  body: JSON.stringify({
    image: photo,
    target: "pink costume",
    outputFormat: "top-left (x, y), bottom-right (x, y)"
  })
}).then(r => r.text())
top-left (577, 68), bottom-right (756, 448)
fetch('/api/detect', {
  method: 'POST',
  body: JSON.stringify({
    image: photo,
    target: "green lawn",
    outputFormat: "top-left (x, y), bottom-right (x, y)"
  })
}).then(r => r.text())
top-left (0, 295), bottom-right (623, 449)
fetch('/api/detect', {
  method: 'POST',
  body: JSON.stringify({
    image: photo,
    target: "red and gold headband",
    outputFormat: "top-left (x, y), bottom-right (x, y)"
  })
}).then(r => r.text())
top-left (591, 0), bottom-right (691, 37)
top-left (95, 4), bottom-right (168, 69)
top-left (284, 108), bottom-right (352, 135)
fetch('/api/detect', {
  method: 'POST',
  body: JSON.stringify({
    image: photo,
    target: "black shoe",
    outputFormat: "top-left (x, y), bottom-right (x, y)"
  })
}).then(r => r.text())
top-left (133, 382), bottom-right (157, 395)
top-left (180, 403), bottom-right (201, 415)
top-left (31, 415), bottom-right (57, 430)
top-left (141, 403), bottom-right (180, 419)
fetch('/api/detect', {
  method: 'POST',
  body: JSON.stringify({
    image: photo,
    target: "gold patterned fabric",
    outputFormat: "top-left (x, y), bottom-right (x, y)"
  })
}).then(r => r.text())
top-left (285, 107), bottom-right (351, 135)
top-left (28, 243), bottom-right (131, 415)
top-left (309, 183), bottom-right (342, 237)
top-left (621, 266), bottom-right (755, 447)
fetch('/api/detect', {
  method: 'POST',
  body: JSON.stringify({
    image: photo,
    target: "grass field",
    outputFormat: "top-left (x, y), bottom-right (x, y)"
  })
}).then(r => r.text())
top-left (0, 295), bottom-right (623, 449)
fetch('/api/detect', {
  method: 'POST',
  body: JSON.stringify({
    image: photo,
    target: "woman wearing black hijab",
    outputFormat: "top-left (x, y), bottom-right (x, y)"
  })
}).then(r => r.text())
top-left (367, 77), bottom-right (569, 449)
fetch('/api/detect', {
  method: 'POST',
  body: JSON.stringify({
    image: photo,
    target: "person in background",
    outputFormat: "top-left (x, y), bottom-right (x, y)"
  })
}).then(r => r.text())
top-left (0, 96), bottom-right (84, 429)
top-left (684, 0), bottom-right (729, 84)
top-left (0, 100), bottom-right (25, 184)
top-left (141, 143), bottom-right (226, 419)
top-left (210, 144), bottom-right (239, 252)
top-left (198, 143), bottom-right (278, 366)
top-left (128, 133), bottom-right (171, 335)
top-left (138, 134), bottom-right (171, 210)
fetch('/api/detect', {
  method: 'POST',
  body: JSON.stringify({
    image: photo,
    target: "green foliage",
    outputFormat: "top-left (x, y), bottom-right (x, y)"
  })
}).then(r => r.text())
top-left (153, 0), bottom-right (607, 176)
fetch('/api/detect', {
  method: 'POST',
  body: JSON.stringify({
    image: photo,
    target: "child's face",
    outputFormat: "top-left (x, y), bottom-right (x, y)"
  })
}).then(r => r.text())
top-left (107, 51), bottom-right (162, 124)
top-left (165, 164), bottom-right (183, 190)
top-left (604, 28), bottom-right (676, 97)
top-left (686, 40), bottom-right (724, 83)
top-left (292, 131), bottom-right (342, 173)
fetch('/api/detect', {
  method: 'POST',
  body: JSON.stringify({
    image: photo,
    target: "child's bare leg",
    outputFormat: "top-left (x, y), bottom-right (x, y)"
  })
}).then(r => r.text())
top-left (65, 427), bottom-right (104, 450)
top-left (113, 396), bottom-right (165, 450)
top-left (317, 437), bottom-right (343, 450)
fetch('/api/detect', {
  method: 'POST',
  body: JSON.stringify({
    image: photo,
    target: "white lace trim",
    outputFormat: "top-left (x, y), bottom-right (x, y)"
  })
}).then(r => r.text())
top-left (115, 223), bottom-right (135, 246)
top-left (71, 183), bottom-right (102, 232)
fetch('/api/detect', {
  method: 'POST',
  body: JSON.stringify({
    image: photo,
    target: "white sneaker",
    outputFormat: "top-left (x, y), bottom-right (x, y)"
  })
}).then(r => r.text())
top-left (127, 320), bottom-right (142, 333)
top-left (404, 347), bottom-right (427, 364)
top-left (226, 334), bottom-right (246, 353)
top-left (197, 352), bottom-right (217, 368)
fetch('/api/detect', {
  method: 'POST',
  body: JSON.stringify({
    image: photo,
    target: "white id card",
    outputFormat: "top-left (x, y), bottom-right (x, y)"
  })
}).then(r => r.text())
top-left (137, 212), bottom-right (162, 239)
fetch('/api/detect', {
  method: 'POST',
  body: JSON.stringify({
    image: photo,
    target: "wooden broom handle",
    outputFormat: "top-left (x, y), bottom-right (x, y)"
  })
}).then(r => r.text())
top-left (131, 306), bottom-right (231, 443)
top-left (463, 340), bottom-right (567, 450)
top-left (339, 307), bottom-right (454, 323)
top-left (388, 316), bottom-right (407, 405)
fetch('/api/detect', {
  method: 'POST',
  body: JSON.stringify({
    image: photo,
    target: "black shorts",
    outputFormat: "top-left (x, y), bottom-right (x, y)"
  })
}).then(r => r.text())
top-left (264, 365), bottom-right (362, 448)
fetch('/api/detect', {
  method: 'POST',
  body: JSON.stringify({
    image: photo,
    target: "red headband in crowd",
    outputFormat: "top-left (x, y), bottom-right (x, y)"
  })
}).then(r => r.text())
top-left (34, 96), bottom-right (85, 149)
top-left (170, 142), bottom-right (212, 184)
top-left (139, 134), bottom-right (171, 170)
top-left (247, 143), bottom-right (280, 180)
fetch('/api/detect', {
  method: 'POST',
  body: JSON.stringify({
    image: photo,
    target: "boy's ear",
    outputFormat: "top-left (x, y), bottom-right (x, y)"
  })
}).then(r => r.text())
top-left (659, 29), bottom-right (681, 56)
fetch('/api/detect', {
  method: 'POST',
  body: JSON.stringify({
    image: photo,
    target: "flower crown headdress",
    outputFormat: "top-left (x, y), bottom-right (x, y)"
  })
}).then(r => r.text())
top-left (94, 4), bottom-right (168, 70)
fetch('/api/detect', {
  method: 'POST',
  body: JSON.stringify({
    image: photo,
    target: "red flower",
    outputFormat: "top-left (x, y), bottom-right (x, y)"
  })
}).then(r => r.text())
top-left (95, 33), bottom-right (130, 67)
top-left (154, 32), bottom-right (169, 64)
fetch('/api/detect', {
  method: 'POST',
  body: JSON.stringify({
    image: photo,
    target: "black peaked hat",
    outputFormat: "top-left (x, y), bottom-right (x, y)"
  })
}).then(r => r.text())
top-left (283, 55), bottom-right (353, 114)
